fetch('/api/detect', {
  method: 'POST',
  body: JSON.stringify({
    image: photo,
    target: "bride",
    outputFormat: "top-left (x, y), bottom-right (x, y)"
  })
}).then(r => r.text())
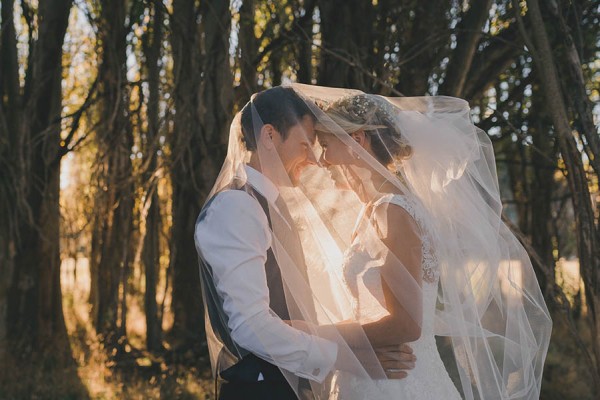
top-left (289, 85), bottom-right (552, 399)
top-left (313, 92), bottom-right (462, 399)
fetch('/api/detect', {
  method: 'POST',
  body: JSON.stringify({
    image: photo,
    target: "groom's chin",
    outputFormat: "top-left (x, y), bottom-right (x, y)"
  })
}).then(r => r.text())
top-left (287, 166), bottom-right (305, 187)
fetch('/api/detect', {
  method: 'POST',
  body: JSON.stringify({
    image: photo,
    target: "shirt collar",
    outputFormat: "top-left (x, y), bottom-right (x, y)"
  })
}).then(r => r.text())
top-left (243, 164), bottom-right (280, 204)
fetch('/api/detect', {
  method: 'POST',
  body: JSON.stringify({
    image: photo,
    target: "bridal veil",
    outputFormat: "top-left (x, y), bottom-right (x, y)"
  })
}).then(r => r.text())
top-left (196, 83), bottom-right (552, 399)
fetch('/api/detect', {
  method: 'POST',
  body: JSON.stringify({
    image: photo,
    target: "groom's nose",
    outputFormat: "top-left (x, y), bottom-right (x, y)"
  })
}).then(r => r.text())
top-left (319, 153), bottom-right (330, 167)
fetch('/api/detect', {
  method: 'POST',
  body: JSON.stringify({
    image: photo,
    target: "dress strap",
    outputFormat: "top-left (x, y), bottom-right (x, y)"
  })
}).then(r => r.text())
top-left (350, 204), bottom-right (369, 242)
top-left (371, 193), bottom-right (419, 222)
top-left (372, 193), bottom-right (440, 284)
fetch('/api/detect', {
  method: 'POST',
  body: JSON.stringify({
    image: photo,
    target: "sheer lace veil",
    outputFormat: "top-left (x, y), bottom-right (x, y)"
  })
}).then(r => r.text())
top-left (196, 84), bottom-right (551, 399)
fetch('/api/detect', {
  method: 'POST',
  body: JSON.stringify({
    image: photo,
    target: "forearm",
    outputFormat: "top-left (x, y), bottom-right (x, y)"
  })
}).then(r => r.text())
top-left (196, 190), bottom-right (337, 383)
top-left (361, 315), bottom-right (421, 346)
top-left (232, 311), bottom-right (337, 382)
top-left (289, 312), bottom-right (419, 349)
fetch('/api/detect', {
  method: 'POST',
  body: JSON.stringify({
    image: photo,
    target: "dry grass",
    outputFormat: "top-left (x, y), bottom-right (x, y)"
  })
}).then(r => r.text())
top-left (0, 341), bottom-right (214, 400)
top-left (0, 258), bottom-right (595, 399)
top-left (541, 312), bottom-right (596, 400)
top-left (0, 259), bottom-right (214, 400)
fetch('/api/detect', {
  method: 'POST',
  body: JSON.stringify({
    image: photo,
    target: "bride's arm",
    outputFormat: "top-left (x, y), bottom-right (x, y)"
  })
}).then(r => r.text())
top-left (285, 204), bottom-right (423, 345)
top-left (360, 203), bottom-right (424, 347)
top-left (283, 204), bottom-right (422, 375)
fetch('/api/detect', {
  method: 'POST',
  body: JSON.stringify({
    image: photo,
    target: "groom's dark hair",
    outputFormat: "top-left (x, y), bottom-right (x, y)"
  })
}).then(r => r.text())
top-left (240, 86), bottom-right (313, 151)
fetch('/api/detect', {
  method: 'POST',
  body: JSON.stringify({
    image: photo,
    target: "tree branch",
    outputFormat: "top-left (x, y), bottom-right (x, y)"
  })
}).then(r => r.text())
top-left (439, 0), bottom-right (493, 97)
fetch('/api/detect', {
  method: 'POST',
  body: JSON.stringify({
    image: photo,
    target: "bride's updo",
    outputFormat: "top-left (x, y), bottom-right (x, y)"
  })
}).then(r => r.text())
top-left (324, 94), bottom-right (413, 166)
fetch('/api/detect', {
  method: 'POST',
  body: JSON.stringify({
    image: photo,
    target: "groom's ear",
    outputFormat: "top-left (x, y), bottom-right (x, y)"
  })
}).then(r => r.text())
top-left (259, 124), bottom-right (277, 150)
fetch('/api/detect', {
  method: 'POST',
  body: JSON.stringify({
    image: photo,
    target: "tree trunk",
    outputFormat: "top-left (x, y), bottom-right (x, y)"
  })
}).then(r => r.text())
top-left (529, 99), bottom-right (558, 295)
top-left (5, 0), bottom-right (72, 352)
top-left (462, 24), bottom-right (523, 101)
top-left (169, 0), bottom-right (233, 347)
top-left (295, 0), bottom-right (316, 84)
top-left (199, 0), bottom-right (233, 165)
top-left (0, 109), bottom-right (13, 347)
top-left (524, 0), bottom-right (600, 389)
top-left (169, 0), bottom-right (233, 346)
top-left (393, 0), bottom-right (451, 95)
top-left (270, 48), bottom-right (283, 87)
top-left (0, 0), bottom-right (21, 348)
top-left (549, 0), bottom-right (600, 176)
top-left (91, 0), bottom-right (134, 346)
top-left (169, 0), bottom-right (202, 346)
top-left (317, 0), bottom-right (373, 90)
top-left (439, 0), bottom-right (493, 97)
top-left (0, 0), bottom-right (21, 140)
top-left (238, 0), bottom-right (259, 104)
top-left (142, 0), bottom-right (164, 352)
top-left (505, 141), bottom-right (529, 232)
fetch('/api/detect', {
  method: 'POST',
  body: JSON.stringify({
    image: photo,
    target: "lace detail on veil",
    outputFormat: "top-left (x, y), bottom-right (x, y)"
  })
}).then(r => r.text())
top-left (372, 194), bottom-right (440, 284)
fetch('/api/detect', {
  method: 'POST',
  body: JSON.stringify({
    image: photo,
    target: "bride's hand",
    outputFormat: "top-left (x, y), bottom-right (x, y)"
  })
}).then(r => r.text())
top-left (375, 343), bottom-right (416, 379)
top-left (284, 321), bottom-right (417, 379)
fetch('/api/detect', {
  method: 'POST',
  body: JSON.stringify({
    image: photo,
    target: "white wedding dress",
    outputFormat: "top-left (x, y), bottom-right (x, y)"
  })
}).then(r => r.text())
top-left (330, 193), bottom-right (463, 400)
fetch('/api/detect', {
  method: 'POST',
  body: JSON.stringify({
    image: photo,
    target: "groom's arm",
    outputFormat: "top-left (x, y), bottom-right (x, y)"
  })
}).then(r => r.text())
top-left (195, 190), bottom-right (337, 383)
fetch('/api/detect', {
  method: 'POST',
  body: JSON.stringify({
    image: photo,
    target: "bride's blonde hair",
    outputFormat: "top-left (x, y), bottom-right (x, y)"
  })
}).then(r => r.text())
top-left (323, 93), bottom-right (413, 166)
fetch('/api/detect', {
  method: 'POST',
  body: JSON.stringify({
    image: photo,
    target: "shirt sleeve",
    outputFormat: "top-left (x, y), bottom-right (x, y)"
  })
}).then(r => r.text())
top-left (194, 190), bottom-right (337, 382)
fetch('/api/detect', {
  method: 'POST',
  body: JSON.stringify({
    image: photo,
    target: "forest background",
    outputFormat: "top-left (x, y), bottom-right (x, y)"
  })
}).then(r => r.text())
top-left (0, 0), bottom-right (599, 399)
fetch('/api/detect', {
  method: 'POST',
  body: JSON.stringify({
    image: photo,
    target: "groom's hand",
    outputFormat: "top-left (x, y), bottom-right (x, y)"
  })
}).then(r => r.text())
top-left (375, 343), bottom-right (416, 379)
top-left (284, 321), bottom-right (417, 379)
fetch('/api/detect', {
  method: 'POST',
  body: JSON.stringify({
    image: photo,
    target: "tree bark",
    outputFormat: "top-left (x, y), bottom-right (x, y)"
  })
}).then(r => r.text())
top-left (238, 0), bottom-right (259, 104)
top-left (0, 105), bottom-right (11, 347)
top-left (0, 0), bottom-right (22, 142)
top-left (295, 0), bottom-right (316, 84)
top-left (170, 0), bottom-right (202, 346)
top-left (169, 0), bottom-right (232, 346)
top-left (524, 0), bottom-right (600, 389)
top-left (462, 24), bottom-right (523, 101)
top-left (393, 0), bottom-right (451, 95)
top-left (529, 99), bottom-right (558, 295)
top-left (5, 0), bottom-right (72, 351)
top-left (548, 0), bottom-right (600, 176)
top-left (439, 0), bottom-right (493, 97)
top-left (0, 0), bottom-right (21, 348)
top-left (317, 0), bottom-right (373, 90)
top-left (142, 0), bottom-right (164, 353)
top-left (90, 0), bottom-right (134, 345)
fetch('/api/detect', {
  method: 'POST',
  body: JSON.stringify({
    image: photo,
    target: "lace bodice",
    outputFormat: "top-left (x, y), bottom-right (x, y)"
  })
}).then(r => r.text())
top-left (334, 194), bottom-right (462, 400)
top-left (341, 193), bottom-right (440, 325)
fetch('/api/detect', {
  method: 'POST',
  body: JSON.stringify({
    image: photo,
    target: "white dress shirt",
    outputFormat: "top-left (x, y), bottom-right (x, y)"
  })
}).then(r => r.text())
top-left (195, 165), bottom-right (337, 383)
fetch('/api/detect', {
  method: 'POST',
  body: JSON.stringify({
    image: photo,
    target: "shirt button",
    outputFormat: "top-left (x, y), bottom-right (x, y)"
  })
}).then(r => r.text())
top-left (312, 368), bottom-right (320, 376)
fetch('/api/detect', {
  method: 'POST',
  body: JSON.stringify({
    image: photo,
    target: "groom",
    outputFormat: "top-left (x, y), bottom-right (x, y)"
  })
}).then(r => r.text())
top-left (195, 87), bottom-right (414, 400)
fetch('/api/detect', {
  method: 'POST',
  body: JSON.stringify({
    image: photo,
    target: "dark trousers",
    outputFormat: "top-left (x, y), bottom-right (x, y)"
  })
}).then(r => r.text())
top-left (217, 354), bottom-right (314, 400)
top-left (219, 380), bottom-right (298, 400)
